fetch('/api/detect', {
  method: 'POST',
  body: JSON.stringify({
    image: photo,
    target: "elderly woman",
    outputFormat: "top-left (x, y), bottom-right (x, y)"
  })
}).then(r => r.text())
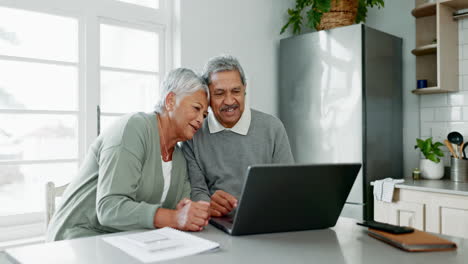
top-left (46, 68), bottom-right (210, 241)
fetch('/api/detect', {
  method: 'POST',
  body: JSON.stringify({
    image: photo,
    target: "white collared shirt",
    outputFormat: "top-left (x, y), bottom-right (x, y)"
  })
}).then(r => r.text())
top-left (207, 107), bottom-right (251, 135)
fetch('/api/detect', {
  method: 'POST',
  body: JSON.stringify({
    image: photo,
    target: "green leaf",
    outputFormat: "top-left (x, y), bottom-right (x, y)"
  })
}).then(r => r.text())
top-left (422, 138), bottom-right (433, 156)
top-left (356, 0), bottom-right (367, 23)
top-left (427, 137), bottom-right (434, 145)
top-left (415, 138), bottom-right (425, 151)
top-left (314, 0), bottom-right (331, 12)
top-left (426, 153), bottom-right (440, 163)
top-left (306, 8), bottom-right (323, 29)
top-left (280, 21), bottom-right (291, 34)
top-left (434, 149), bottom-right (444, 157)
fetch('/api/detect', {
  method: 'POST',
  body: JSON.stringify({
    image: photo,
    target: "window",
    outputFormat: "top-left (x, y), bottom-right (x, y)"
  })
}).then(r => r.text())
top-left (116, 0), bottom-right (159, 9)
top-left (0, 0), bottom-right (172, 244)
top-left (0, 6), bottom-right (79, 227)
top-left (99, 22), bottom-right (161, 132)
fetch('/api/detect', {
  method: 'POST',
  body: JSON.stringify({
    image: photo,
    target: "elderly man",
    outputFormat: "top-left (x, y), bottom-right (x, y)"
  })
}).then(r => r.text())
top-left (182, 55), bottom-right (294, 217)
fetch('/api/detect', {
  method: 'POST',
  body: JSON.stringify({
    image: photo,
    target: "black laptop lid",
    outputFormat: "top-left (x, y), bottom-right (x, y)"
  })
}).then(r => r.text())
top-left (230, 163), bottom-right (361, 235)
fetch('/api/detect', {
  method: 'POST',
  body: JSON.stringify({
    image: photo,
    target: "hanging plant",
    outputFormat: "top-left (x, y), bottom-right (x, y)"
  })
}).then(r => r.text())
top-left (280, 0), bottom-right (385, 34)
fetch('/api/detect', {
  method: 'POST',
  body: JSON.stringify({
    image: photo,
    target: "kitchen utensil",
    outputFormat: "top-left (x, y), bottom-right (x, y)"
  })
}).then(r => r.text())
top-left (461, 142), bottom-right (466, 160)
top-left (450, 157), bottom-right (468, 182)
top-left (463, 143), bottom-right (468, 160)
top-left (448, 131), bottom-right (463, 159)
top-left (444, 139), bottom-right (458, 159)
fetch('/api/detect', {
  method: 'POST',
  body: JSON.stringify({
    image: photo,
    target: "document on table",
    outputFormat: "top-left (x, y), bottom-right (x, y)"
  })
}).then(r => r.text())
top-left (102, 227), bottom-right (219, 263)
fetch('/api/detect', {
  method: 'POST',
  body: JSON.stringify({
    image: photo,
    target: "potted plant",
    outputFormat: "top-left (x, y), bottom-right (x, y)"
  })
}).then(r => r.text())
top-left (414, 137), bottom-right (444, 180)
top-left (280, 0), bottom-right (385, 34)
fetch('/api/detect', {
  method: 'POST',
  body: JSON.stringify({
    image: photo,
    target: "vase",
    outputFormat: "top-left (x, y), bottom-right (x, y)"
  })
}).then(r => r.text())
top-left (419, 159), bottom-right (444, 180)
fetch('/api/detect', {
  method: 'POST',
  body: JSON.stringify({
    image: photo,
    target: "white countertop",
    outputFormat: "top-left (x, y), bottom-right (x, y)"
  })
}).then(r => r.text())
top-left (4, 217), bottom-right (468, 264)
top-left (388, 179), bottom-right (468, 196)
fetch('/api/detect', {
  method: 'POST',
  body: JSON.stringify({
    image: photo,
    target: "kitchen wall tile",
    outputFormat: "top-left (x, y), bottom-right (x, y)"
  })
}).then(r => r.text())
top-left (460, 26), bottom-right (465, 43)
top-left (460, 59), bottom-right (464, 76)
top-left (452, 107), bottom-right (462, 121)
top-left (420, 94), bottom-right (447, 107)
top-left (435, 107), bottom-right (449, 121)
top-left (463, 29), bottom-right (468, 45)
top-left (464, 75), bottom-right (468, 90)
top-left (463, 45), bottom-right (468, 60)
top-left (460, 45), bottom-right (463, 61)
top-left (420, 108), bottom-right (434, 121)
top-left (460, 75), bottom-right (464, 90)
top-left (431, 124), bottom-right (449, 143)
top-left (420, 122), bottom-right (431, 137)
top-left (463, 106), bottom-right (468, 121)
top-left (463, 60), bottom-right (468, 75)
top-left (447, 122), bottom-right (468, 136)
top-left (450, 91), bottom-right (468, 105)
top-left (463, 18), bottom-right (468, 29)
top-left (448, 92), bottom-right (464, 105)
top-left (435, 107), bottom-right (462, 121)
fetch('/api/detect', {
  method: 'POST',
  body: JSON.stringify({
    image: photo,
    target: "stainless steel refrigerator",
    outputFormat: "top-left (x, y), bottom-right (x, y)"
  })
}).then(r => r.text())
top-left (279, 24), bottom-right (402, 221)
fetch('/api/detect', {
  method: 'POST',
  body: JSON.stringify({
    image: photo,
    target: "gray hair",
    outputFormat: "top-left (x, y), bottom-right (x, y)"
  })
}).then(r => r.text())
top-left (154, 68), bottom-right (209, 113)
top-left (202, 55), bottom-right (247, 86)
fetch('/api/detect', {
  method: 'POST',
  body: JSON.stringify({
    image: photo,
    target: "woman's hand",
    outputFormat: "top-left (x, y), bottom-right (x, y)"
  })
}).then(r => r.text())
top-left (153, 198), bottom-right (210, 231)
top-left (174, 198), bottom-right (210, 231)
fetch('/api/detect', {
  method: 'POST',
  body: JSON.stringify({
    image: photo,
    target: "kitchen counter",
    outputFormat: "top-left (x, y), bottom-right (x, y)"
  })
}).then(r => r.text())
top-left (4, 217), bottom-right (468, 264)
top-left (393, 179), bottom-right (468, 196)
top-left (373, 179), bottom-right (468, 238)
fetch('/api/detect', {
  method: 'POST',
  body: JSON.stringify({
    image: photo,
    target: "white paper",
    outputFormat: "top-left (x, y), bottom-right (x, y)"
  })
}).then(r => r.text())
top-left (102, 228), bottom-right (219, 263)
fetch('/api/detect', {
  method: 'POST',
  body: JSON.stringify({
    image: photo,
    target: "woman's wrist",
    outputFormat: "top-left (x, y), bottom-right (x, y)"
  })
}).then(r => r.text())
top-left (153, 208), bottom-right (177, 228)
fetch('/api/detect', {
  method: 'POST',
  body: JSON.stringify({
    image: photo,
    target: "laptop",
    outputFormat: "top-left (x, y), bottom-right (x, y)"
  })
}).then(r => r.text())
top-left (209, 163), bottom-right (361, 235)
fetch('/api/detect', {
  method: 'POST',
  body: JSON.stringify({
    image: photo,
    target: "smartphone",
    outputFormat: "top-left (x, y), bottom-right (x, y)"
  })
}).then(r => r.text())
top-left (357, 220), bottom-right (414, 234)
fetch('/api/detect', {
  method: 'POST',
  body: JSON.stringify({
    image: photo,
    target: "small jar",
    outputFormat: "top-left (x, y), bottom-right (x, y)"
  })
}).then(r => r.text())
top-left (412, 168), bottom-right (421, 180)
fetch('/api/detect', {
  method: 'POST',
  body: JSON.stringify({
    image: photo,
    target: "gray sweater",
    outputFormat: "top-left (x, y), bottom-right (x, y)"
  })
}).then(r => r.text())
top-left (181, 109), bottom-right (294, 202)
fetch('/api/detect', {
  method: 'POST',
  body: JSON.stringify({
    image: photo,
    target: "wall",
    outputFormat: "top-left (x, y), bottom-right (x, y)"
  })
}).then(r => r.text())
top-left (365, 0), bottom-right (418, 177)
top-left (176, 0), bottom-right (295, 117)
top-left (418, 18), bottom-right (468, 166)
top-left (178, 1), bottom-right (458, 176)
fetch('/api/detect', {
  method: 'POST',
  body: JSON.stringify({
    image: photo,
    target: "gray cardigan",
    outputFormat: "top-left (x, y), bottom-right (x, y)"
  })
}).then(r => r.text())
top-left (46, 112), bottom-right (191, 241)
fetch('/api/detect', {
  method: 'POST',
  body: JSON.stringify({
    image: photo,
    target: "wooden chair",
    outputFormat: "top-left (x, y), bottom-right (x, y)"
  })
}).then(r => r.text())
top-left (45, 182), bottom-right (68, 229)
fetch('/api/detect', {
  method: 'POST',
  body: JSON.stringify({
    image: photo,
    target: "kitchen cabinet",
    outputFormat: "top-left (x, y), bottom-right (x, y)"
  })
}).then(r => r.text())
top-left (374, 180), bottom-right (468, 238)
top-left (411, 0), bottom-right (468, 94)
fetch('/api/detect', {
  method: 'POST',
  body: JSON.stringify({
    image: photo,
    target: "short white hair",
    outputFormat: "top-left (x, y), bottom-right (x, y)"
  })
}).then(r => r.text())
top-left (154, 68), bottom-right (209, 113)
top-left (202, 55), bottom-right (246, 86)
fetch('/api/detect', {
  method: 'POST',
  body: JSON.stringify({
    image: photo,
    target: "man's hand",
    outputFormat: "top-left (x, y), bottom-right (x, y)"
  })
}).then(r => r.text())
top-left (210, 190), bottom-right (238, 217)
top-left (174, 199), bottom-right (210, 231)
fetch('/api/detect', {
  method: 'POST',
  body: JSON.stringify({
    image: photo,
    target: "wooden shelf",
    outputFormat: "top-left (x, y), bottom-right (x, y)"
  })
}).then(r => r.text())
top-left (412, 2), bottom-right (436, 17)
top-left (412, 43), bottom-right (437, 55)
top-left (411, 86), bottom-right (455, 94)
top-left (439, 0), bottom-right (468, 10)
top-left (412, 0), bottom-right (460, 95)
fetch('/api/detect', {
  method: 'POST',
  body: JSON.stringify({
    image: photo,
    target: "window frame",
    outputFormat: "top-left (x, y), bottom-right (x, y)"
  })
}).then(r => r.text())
top-left (98, 17), bottom-right (166, 118)
top-left (0, 0), bottom-right (173, 245)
